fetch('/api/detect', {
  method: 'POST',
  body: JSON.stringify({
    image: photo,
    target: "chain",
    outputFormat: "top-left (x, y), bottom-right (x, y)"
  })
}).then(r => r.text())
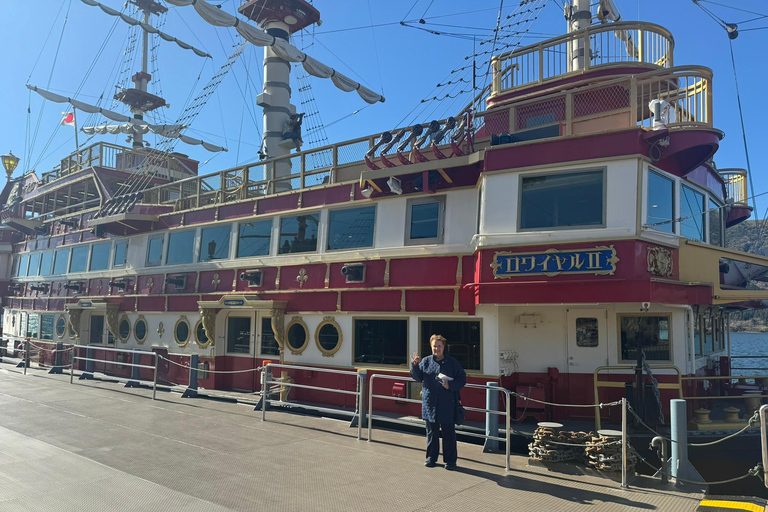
top-left (512, 392), bottom-right (621, 409)
top-left (639, 453), bottom-right (763, 485)
top-left (156, 354), bottom-right (265, 375)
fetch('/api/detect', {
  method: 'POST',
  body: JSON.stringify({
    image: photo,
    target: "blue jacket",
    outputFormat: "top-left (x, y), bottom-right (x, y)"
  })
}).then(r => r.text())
top-left (410, 354), bottom-right (466, 424)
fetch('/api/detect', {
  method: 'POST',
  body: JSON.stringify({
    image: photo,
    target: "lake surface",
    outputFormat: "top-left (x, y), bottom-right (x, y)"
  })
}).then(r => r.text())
top-left (729, 332), bottom-right (768, 375)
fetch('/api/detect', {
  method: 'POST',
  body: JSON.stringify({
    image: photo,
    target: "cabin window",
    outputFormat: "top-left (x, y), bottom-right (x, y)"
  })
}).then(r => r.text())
top-left (315, 318), bottom-right (342, 357)
top-left (174, 317), bottom-right (191, 347)
top-left (419, 320), bottom-right (481, 371)
top-left (113, 240), bottom-right (128, 268)
top-left (227, 316), bottom-right (251, 354)
top-left (18, 254), bottom-right (29, 277)
top-left (118, 317), bottom-right (130, 342)
top-left (237, 220), bottom-right (272, 258)
top-left (40, 251), bottom-right (54, 276)
top-left (69, 246), bottom-right (90, 273)
top-left (647, 170), bottom-right (675, 233)
top-left (520, 170), bottom-right (605, 230)
top-left (27, 313), bottom-right (39, 339)
top-left (260, 317), bottom-right (280, 356)
top-left (40, 314), bottom-right (55, 341)
top-left (56, 315), bottom-right (67, 338)
top-left (200, 225), bottom-right (231, 262)
top-left (11, 256), bottom-right (19, 277)
top-left (134, 316), bottom-right (148, 344)
top-left (327, 206), bottom-right (376, 251)
top-left (167, 231), bottom-right (196, 265)
top-left (28, 252), bottom-right (41, 277)
top-left (354, 319), bottom-right (407, 366)
top-left (195, 319), bottom-right (210, 349)
top-left (406, 197), bottom-right (445, 245)
top-left (681, 185), bottom-right (705, 241)
top-left (286, 317), bottom-right (309, 355)
top-left (619, 315), bottom-right (671, 362)
top-left (89, 315), bottom-right (104, 345)
top-left (146, 236), bottom-right (164, 267)
top-left (53, 248), bottom-right (70, 275)
top-left (708, 199), bottom-right (723, 246)
top-left (279, 214), bottom-right (319, 255)
top-left (89, 243), bottom-right (111, 271)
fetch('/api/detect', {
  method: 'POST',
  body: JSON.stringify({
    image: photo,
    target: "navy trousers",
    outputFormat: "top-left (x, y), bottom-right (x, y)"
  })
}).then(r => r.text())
top-left (425, 421), bottom-right (457, 465)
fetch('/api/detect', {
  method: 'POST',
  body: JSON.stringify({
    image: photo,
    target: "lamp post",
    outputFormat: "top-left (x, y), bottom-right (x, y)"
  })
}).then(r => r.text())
top-left (1, 151), bottom-right (20, 180)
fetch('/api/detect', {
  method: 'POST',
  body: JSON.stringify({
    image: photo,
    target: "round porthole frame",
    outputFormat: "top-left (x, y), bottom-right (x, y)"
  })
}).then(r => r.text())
top-left (134, 315), bottom-right (148, 344)
top-left (315, 316), bottom-right (342, 357)
top-left (174, 315), bottom-right (191, 347)
top-left (118, 315), bottom-right (131, 343)
top-left (285, 316), bottom-right (309, 355)
top-left (194, 318), bottom-right (211, 349)
top-left (56, 315), bottom-right (67, 339)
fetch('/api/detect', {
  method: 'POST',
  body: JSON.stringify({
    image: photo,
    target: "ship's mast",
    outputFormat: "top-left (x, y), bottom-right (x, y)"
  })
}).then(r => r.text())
top-left (568, 0), bottom-right (591, 71)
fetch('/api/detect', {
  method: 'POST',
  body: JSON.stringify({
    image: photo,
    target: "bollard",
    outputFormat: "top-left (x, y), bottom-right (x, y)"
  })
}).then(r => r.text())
top-left (125, 351), bottom-right (142, 388)
top-left (260, 366), bottom-right (269, 420)
top-left (484, 382), bottom-right (500, 453)
top-left (670, 399), bottom-right (703, 485)
top-left (49, 342), bottom-right (64, 374)
top-left (182, 354), bottom-right (199, 398)
top-left (79, 346), bottom-right (95, 380)
top-left (351, 369), bottom-right (367, 433)
top-left (621, 397), bottom-right (628, 489)
top-left (23, 339), bottom-right (30, 374)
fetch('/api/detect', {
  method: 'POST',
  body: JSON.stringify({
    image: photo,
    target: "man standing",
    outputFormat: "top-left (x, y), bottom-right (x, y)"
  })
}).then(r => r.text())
top-left (410, 334), bottom-right (467, 470)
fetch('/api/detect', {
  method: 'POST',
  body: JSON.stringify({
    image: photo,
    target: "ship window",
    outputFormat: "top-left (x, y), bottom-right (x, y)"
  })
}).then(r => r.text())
top-left (647, 170), bottom-right (674, 233)
top-left (56, 315), bottom-right (67, 338)
top-left (709, 199), bottom-right (723, 246)
top-left (89, 243), bottom-right (111, 271)
top-left (53, 248), bottom-right (70, 275)
top-left (174, 317), bottom-right (191, 347)
top-left (237, 220), bottom-right (272, 258)
top-left (286, 317), bottom-right (309, 355)
top-left (315, 318), bottom-right (342, 357)
top-left (28, 252), bottom-right (41, 277)
top-left (260, 317), bottom-right (280, 356)
top-left (27, 313), bottom-right (39, 339)
top-left (226, 316), bottom-right (251, 354)
top-left (167, 231), bottom-right (196, 265)
top-left (134, 316), bottom-right (148, 344)
top-left (619, 315), bottom-right (671, 362)
top-left (40, 314), bottom-right (55, 341)
top-left (354, 319), bottom-right (407, 366)
top-left (279, 214), bottom-right (319, 255)
top-left (194, 319), bottom-right (210, 349)
top-left (69, 246), bottom-right (89, 273)
top-left (200, 225), bottom-right (231, 262)
top-left (146, 235), bottom-right (164, 267)
top-left (575, 318), bottom-right (599, 347)
top-left (327, 206), bottom-right (376, 251)
top-left (406, 197), bottom-right (445, 245)
top-left (18, 254), bottom-right (29, 277)
top-left (89, 314), bottom-right (104, 345)
top-left (11, 256), bottom-right (19, 277)
top-left (113, 240), bottom-right (128, 268)
top-left (520, 169), bottom-right (604, 230)
top-left (420, 320), bottom-right (481, 371)
top-left (40, 251), bottom-right (54, 276)
top-left (681, 185), bottom-right (705, 241)
top-left (118, 317), bottom-right (130, 342)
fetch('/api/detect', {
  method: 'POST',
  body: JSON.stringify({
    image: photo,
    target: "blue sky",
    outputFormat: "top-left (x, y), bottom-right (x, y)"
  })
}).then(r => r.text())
top-left (1, 0), bottom-right (767, 214)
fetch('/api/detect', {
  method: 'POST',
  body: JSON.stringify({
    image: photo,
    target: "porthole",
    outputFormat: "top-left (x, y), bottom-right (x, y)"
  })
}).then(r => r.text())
top-left (134, 316), bottom-right (148, 344)
top-left (56, 315), bottom-right (67, 338)
top-left (175, 316), bottom-right (191, 347)
top-left (286, 316), bottom-right (308, 355)
top-left (194, 319), bottom-right (210, 349)
top-left (315, 317), bottom-right (342, 357)
top-left (118, 316), bottom-right (131, 343)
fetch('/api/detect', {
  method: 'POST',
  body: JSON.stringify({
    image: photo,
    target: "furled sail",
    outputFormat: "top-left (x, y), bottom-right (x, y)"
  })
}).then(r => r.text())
top-left (164, 0), bottom-right (385, 104)
top-left (80, 0), bottom-right (211, 58)
top-left (27, 85), bottom-right (227, 152)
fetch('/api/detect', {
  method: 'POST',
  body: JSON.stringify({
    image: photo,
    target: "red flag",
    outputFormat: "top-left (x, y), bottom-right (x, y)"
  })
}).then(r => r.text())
top-left (61, 112), bottom-right (75, 127)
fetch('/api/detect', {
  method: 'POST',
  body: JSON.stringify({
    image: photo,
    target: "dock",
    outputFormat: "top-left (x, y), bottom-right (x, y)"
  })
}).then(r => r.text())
top-left (0, 363), bottom-right (759, 511)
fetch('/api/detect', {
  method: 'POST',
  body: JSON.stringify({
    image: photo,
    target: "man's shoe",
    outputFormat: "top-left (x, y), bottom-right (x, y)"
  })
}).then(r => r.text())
top-left (444, 463), bottom-right (457, 471)
top-left (424, 461), bottom-right (437, 468)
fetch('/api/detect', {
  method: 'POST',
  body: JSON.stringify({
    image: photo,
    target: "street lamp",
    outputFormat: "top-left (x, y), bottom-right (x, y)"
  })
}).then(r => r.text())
top-left (1, 151), bottom-right (20, 180)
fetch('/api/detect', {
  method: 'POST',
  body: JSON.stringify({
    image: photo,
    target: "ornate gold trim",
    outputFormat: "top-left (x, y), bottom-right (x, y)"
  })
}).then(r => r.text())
top-left (647, 246), bottom-right (673, 277)
top-left (315, 316), bottom-right (342, 357)
top-left (285, 315), bottom-right (309, 355)
top-left (118, 315), bottom-right (131, 343)
top-left (134, 315), bottom-right (148, 344)
top-left (199, 308), bottom-right (216, 347)
top-left (384, 258), bottom-right (390, 287)
top-left (174, 315), bottom-right (191, 347)
top-left (491, 245), bottom-right (619, 279)
top-left (194, 318), bottom-right (211, 349)
top-left (270, 308), bottom-right (285, 349)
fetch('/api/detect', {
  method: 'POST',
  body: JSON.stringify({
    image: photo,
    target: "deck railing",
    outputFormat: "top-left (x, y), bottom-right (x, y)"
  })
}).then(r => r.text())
top-left (719, 169), bottom-right (748, 206)
top-left (491, 21), bottom-right (674, 96)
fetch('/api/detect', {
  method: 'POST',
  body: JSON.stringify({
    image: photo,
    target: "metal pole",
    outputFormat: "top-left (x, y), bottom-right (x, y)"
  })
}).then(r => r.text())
top-left (152, 354), bottom-right (158, 400)
top-left (505, 389), bottom-right (511, 472)
top-left (70, 347), bottom-right (75, 384)
top-left (23, 340), bottom-right (29, 375)
top-left (760, 404), bottom-right (768, 489)
top-left (355, 374), bottom-right (362, 441)
top-left (367, 375), bottom-right (374, 443)
top-left (484, 382), bottom-right (500, 452)
top-left (260, 366), bottom-right (268, 421)
top-left (183, 354), bottom-right (199, 398)
top-left (621, 397), bottom-right (628, 488)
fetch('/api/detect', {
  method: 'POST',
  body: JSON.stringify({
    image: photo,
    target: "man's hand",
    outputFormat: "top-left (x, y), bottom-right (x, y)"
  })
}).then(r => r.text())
top-left (411, 352), bottom-right (421, 366)
top-left (441, 380), bottom-right (450, 390)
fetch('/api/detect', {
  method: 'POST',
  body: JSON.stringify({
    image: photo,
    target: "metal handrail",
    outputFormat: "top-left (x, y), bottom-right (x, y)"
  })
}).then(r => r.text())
top-left (719, 168), bottom-right (748, 205)
top-left (69, 344), bottom-right (159, 400)
top-left (760, 405), bottom-right (768, 489)
top-left (366, 374), bottom-right (512, 471)
top-left (260, 363), bottom-right (364, 440)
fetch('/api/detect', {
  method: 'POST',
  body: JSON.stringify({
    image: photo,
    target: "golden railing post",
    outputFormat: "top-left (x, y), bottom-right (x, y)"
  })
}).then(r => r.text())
top-left (637, 29), bottom-right (644, 63)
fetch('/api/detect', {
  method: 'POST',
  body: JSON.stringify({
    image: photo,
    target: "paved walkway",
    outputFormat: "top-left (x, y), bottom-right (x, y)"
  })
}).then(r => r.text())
top-left (0, 362), bottom-right (719, 511)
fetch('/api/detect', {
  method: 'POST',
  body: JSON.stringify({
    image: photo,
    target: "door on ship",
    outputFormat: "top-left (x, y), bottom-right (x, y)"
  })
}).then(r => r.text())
top-left (226, 315), bottom-right (256, 391)
top-left (565, 309), bottom-right (608, 406)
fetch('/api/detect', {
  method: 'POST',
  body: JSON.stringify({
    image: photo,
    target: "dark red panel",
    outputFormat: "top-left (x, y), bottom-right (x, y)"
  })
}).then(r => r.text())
top-left (48, 299), bottom-right (65, 311)
top-left (389, 256), bottom-right (459, 287)
top-left (49, 236), bottom-right (64, 248)
top-left (199, 270), bottom-right (236, 294)
top-left (185, 209), bottom-right (217, 225)
top-left (137, 296), bottom-right (165, 312)
top-left (136, 274), bottom-right (164, 295)
top-left (405, 289), bottom-right (455, 312)
top-left (164, 272), bottom-right (196, 294)
top-left (163, 213), bottom-right (184, 228)
top-left (64, 233), bottom-right (81, 245)
top-left (328, 260), bottom-right (386, 289)
top-left (257, 194), bottom-right (299, 215)
top-left (234, 267), bottom-right (277, 292)
top-left (268, 292), bottom-right (338, 312)
top-left (167, 295), bottom-right (200, 312)
top-left (220, 201), bottom-right (256, 220)
top-left (279, 263), bottom-right (327, 291)
top-left (302, 185), bottom-right (353, 209)
top-left (341, 290), bottom-right (401, 312)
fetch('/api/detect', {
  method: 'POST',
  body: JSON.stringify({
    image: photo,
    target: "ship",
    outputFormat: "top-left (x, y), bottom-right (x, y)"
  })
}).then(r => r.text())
top-left (1, 0), bottom-right (766, 496)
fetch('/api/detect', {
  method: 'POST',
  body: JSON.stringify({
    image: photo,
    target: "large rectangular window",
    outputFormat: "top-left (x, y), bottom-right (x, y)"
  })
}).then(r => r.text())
top-left (227, 316), bottom-right (251, 354)
top-left (354, 319), bottom-right (407, 365)
top-left (167, 231), bottom-right (196, 265)
top-left (146, 235), bottom-right (164, 266)
top-left (69, 246), bottom-right (89, 273)
top-left (11, 257), bottom-right (19, 277)
top-left (40, 314), bottom-right (55, 341)
top-left (260, 317), bottom-right (280, 356)
top-left (681, 185), bottom-right (705, 241)
top-left (709, 199), bottom-right (722, 246)
top-left (647, 170), bottom-right (674, 233)
top-left (113, 240), bottom-right (128, 268)
top-left (89, 243), bottom-right (111, 271)
top-left (328, 206), bottom-right (376, 251)
top-left (420, 320), bottom-right (481, 371)
top-left (27, 314), bottom-right (39, 339)
top-left (520, 170), bottom-right (604, 230)
top-left (279, 214), bottom-right (319, 254)
top-left (619, 315), bottom-right (671, 362)
top-left (40, 251), bottom-right (54, 276)
top-left (18, 254), bottom-right (29, 277)
top-left (28, 253), bottom-right (41, 277)
top-left (200, 225), bottom-right (231, 262)
top-left (53, 248), bottom-right (70, 275)
top-left (237, 220), bottom-right (272, 258)
top-left (89, 315), bottom-right (104, 345)
top-left (406, 197), bottom-right (444, 244)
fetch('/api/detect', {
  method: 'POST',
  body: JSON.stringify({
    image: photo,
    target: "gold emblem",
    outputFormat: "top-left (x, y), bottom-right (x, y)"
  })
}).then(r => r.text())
top-left (647, 246), bottom-right (673, 277)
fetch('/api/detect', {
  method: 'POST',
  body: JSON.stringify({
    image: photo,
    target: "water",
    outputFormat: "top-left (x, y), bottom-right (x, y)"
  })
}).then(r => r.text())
top-left (729, 332), bottom-right (768, 377)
